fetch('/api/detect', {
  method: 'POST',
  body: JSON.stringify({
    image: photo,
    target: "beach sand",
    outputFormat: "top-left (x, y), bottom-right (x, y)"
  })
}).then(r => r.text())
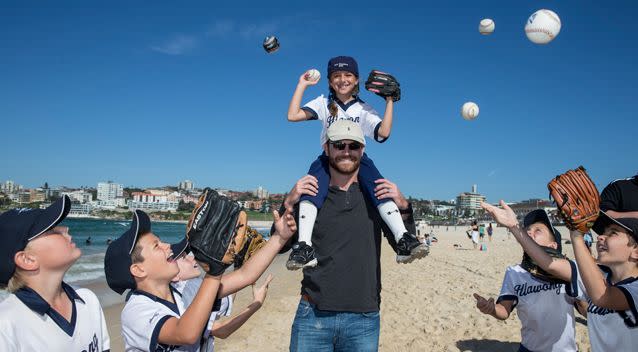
top-left (95, 226), bottom-right (592, 352)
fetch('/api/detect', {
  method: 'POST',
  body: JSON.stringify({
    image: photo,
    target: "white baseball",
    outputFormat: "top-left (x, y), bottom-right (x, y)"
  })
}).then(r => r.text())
top-left (305, 69), bottom-right (321, 82)
top-left (461, 102), bottom-right (479, 120)
top-left (479, 19), bottom-right (495, 35)
top-left (525, 9), bottom-right (561, 44)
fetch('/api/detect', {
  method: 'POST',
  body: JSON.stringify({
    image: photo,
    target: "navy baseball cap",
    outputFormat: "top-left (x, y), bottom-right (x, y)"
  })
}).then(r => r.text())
top-left (0, 196), bottom-right (71, 285)
top-left (524, 209), bottom-right (563, 252)
top-left (104, 209), bottom-right (151, 294)
top-left (327, 56), bottom-right (359, 78)
top-left (169, 238), bottom-right (189, 261)
top-left (593, 211), bottom-right (638, 242)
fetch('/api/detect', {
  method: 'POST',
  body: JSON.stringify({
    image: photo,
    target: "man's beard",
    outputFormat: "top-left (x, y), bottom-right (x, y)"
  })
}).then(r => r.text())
top-left (327, 151), bottom-right (361, 175)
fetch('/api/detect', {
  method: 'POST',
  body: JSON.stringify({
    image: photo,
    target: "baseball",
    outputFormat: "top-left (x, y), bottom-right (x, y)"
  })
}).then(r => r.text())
top-left (305, 69), bottom-right (321, 82)
top-left (525, 9), bottom-right (561, 44)
top-left (461, 102), bottom-right (479, 120)
top-left (479, 19), bottom-right (495, 35)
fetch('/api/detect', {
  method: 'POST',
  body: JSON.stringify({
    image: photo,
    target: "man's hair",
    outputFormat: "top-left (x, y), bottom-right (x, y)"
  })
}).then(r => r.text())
top-left (131, 232), bottom-right (151, 264)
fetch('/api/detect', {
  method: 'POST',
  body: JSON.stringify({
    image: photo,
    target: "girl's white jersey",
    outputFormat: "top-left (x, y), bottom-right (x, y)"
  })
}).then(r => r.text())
top-left (497, 264), bottom-right (578, 352)
top-left (302, 95), bottom-right (386, 146)
top-left (0, 283), bottom-right (110, 352)
top-left (568, 263), bottom-right (638, 352)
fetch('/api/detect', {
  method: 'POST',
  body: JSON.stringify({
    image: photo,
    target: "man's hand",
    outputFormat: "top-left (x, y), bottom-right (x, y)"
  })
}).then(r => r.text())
top-left (473, 293), bottom-right (496, 316)
top-left (252, 274), bottom-right (273, 306)
top-left (284, 175), bottom-right (318, 211)
top-left (374, 179), bottom-right (408, 209)
top-left (273, 208), bottom-right (297, 241)
top-left (481, 200), bottom-right (518, 229)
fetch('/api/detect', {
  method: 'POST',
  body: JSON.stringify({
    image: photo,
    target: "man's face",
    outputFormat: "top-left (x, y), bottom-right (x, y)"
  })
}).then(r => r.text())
top-left (525, 222), bottom-right (557, 249)
top-left (325, 139), bottom-right (364, 175)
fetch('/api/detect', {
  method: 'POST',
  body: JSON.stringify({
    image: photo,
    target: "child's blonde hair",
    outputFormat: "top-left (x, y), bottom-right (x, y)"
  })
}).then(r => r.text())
top-left (5, 271), bottom-right (26, 293)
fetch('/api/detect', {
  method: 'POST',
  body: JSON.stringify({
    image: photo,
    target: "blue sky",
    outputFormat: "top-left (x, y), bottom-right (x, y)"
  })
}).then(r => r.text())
top-left (1, 1), bottom-right (636, 202)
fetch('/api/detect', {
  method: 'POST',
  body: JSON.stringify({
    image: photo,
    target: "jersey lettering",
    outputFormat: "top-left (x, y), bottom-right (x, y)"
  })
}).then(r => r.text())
top-left (514, 282), bottom-right (563, 297)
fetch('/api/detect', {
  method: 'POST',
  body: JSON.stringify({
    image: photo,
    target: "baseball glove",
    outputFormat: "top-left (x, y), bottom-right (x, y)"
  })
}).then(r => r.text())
top-left (547, 166), bottom-right (600, 233)
top-left (364, 70), bottom-right (401, 102)
top-left (233, 227), bottom-right (267, 269)
top-left (187, 188), bottom-right (248, 276)
top-left (521, 247), bottom-right (567, 284)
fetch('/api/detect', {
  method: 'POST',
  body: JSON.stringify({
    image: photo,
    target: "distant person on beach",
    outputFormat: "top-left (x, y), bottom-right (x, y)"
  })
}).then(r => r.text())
top-left (0, 196), bottom-right (111, 351)
top-left (469, 220), bottom-right (479, 249)
top-left (473, 207), bottom-right (580, 352)
top-left (279, 121), bottom-right (420, 351)
top-left (104, 208), bottom-right (296, 351)
top-left (169, 239), bottom-right (272, 351)
top-left (600, 173), bottom-right (638, 218)
top-left (487, 223), bottom-right (493, 242)
top-left (478, 223), bottom-right (485, 242)
top-left (85, 236), bottom-right (92, 245)
top-left (481, 201), bottom-right (638, 351)
top-left (285, 55), bottom-right (426, 270)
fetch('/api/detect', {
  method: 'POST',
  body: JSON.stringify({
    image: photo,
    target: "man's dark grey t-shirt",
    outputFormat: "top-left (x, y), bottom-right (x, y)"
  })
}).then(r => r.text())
top-left (300, 182), bottom-right (413, 313)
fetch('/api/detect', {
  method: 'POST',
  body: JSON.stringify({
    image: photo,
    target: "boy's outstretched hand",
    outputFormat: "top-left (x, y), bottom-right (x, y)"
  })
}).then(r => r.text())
top-left (273, 209), bottom-right (297, 241)
top-left (473, 293), bottom-right (496, 316)
top-left (481, 201), bottom-right (518, 229)
top-left (252, 274), bottom-right (274, 306)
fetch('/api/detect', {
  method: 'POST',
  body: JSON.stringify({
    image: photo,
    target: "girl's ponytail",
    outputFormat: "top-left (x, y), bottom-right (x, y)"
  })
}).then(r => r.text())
top-left (327, 84), bottom-right (359, 117)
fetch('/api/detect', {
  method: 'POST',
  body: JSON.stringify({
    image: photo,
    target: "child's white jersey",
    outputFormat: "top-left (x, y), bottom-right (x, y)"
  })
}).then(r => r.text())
top-left (0, 283), bottom-right (110, 351)
top-left (568, 263), bottom-right (638, 351)
top-left (497, 264), bottom-right (578, 352)
top-left (302, 95), bottom-right (386, 146)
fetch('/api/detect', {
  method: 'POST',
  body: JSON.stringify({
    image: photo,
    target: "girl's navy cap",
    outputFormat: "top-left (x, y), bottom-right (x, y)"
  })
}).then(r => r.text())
top-left (524, 209), bottom-right (563, 252)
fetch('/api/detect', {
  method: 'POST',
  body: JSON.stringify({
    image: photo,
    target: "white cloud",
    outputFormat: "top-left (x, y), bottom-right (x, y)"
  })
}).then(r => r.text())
top-left (206, 20), bottom-right (235, 38)
top-left (151, 35), bottom-right (199, 55)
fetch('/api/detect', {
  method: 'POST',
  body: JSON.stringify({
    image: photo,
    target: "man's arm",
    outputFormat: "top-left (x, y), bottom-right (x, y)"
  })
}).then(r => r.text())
top-left (482, 201), bottom-right (572, 281)
top-left (373, 178), bottom-right (416, 238)
top-left (604, 210), bottom-right (638, 218)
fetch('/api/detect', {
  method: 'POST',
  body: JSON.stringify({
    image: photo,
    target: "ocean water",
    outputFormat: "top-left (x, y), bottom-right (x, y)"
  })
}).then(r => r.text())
top-left (0, 218), bottom-right (270, 301)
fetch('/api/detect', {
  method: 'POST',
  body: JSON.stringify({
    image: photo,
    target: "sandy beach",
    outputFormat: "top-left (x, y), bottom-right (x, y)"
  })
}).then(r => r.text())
top-left (96, 226), bottom-right (592, 352)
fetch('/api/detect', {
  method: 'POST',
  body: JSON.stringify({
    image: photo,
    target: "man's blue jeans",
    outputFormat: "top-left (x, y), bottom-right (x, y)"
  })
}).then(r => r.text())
top-left (290, 299), bottom-right (380, 352)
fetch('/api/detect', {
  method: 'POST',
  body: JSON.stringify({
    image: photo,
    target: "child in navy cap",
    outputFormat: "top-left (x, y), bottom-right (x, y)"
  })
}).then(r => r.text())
top-left (104, 208), bottom-right (296, 351)
top-left (0, 196), bottom-right (110, 351)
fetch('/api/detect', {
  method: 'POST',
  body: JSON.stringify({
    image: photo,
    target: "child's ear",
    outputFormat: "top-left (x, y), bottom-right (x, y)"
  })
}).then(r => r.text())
top-left (130, 263), bottom-right (147, 279)
top-left (630, 245), bottom-right (638, 262)
top-left (14, 251), bottom-right (38, 271)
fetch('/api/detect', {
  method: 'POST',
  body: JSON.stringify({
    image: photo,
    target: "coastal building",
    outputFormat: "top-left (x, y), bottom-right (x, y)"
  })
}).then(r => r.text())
top-left (509, 199), bottom-right (557, 221)
top-left (97, 181), bottom-right (123, 201)
top-left (456, 184), bottom-right (486, 216)
top-left (129, 191), bottom-right (178, 211)
top-left (254, 186), bottom-right (269, 199)
top-left (1, 180), bottom-right (22, 194)
top-left (68, 203), bottom-right (93, 216)
top-left (62, 190), bottom-right (94, 204)
top-left (178, 180), bottom-right (194, 192)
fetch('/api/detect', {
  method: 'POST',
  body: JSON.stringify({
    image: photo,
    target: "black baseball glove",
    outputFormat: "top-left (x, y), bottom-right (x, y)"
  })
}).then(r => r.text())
top-left (186, 188), bottom-right (248, 276)
top-left (365, 70), bottom-right (401, 102)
